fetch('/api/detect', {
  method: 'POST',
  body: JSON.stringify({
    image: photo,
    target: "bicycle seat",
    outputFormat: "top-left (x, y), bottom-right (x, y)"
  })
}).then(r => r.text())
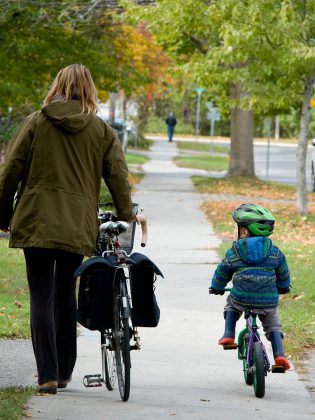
top-left (244, 310), bottom-right (258, 319)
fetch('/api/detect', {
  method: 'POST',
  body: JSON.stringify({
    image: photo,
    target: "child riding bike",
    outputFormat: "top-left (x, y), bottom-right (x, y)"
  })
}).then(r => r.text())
top-left (209, 203), bottom-right (291, 370)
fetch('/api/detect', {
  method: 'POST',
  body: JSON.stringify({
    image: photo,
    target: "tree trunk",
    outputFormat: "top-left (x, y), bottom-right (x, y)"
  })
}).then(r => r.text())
top-left (227, 83), bottom-right (255, 177)
top-left (296, 75), bottom-right (315, 215)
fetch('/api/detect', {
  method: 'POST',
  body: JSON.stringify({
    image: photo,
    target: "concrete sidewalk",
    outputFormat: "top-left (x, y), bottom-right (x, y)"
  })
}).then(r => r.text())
top-left (13, 138), bottom-right (315, 419)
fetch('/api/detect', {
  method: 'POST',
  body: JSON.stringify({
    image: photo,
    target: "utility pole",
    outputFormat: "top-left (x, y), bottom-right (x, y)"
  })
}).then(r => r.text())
top-left (195, 87), bottom-right (206, 136)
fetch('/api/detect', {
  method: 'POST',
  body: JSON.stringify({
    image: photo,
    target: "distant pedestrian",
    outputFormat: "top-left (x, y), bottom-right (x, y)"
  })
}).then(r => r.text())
top-left (165, 112), bottom-right (177, 142)
top-left (0, 64), bottom-right (134, 394)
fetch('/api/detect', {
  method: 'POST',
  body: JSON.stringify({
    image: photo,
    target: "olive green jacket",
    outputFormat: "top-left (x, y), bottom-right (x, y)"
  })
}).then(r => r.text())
top-left (0, 101), bottom-right (133, 256)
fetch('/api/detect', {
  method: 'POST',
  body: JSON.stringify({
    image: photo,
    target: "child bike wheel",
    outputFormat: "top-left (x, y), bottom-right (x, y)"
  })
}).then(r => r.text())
top-left (252, 342), bottom-right (265, 398)
top-left (101, 333), bottom-right (116, 391)
top-left (241, 332), bottom-right (253, 385)
top-left (113, 280), bottom-right (131, 402)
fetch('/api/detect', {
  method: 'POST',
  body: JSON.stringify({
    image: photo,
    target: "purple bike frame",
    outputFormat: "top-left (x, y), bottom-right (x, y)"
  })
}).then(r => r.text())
top-left (246, 314), bottom-right (270, 370)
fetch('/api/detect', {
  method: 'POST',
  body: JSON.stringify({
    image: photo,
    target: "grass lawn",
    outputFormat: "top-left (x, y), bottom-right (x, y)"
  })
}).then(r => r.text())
top-left (193, 176), bottom-right (300, 200)
top-left (197, 176), bottom-right (315, 362)
top-left (177, 141), bottom-right (229, 154)
top-left (0, 386), bottom-right (35, 420)
top-left (0, 241), bottom-right (30, 338)
top-left (175, 154), bottom-right (228, 172)
top-left (125, 153), bottom-right (148, 165)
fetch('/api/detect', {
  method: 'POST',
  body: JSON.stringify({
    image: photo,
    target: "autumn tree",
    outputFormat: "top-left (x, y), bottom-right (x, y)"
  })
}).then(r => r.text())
top-left (124, 0), bottom-right (315, 213)
top-left (112, 23), bottom-right (171, 135)
top-left (0, 0), bottom-right (170, 141)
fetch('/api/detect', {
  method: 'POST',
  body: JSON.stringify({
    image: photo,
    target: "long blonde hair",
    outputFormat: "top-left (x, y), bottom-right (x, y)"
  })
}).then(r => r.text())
top-left (43, 64), bottom-right (98, 114)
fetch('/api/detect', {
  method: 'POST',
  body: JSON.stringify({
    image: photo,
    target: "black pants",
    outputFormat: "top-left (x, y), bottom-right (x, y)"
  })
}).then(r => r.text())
top-left (24, 248), bottom-right (84, 385)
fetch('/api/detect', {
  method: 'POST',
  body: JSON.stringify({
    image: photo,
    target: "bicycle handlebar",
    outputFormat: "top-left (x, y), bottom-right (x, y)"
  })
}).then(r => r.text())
top-left (98, 212), bottom-right (148, 248)
top-left (99, 221), bottom-right (129, 236)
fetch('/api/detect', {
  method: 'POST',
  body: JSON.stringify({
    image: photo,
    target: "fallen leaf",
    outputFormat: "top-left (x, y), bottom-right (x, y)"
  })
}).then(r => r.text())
top-left (293, 292), bottom-right (305, 301)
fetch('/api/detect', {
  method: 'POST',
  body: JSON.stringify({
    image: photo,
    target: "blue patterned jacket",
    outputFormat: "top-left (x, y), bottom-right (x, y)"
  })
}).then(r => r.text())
top-left (211, 237), bottom-right (290, 308)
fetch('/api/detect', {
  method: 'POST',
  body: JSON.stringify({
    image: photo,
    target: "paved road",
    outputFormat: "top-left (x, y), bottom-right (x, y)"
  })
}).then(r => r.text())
top-left (147, 134), bottom-right (314, 190)
top-left (22, 139), bottom-right (314, 419)
top-left (254, 143), bottom-right (313, 189)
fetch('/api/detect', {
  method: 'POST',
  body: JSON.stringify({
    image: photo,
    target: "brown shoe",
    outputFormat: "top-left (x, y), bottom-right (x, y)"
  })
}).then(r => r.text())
top-left (58, 378), bottom-right (71, 389)
top-left (38, 381), bottom-right (58, 395)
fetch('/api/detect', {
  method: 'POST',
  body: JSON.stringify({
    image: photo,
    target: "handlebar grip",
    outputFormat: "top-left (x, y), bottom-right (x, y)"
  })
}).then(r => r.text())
top-left (137, 215), bottom-right (148, 247)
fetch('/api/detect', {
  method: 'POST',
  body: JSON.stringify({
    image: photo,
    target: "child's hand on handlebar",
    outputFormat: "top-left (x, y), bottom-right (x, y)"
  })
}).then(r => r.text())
top-left (209, 287), bottom-right (225, 295)
top-left (277, 287), bottom-right (290, 294)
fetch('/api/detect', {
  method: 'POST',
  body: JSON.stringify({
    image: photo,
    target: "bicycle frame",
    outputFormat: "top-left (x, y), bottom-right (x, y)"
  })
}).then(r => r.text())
top-left (245, 313), bottom-right (270, 373)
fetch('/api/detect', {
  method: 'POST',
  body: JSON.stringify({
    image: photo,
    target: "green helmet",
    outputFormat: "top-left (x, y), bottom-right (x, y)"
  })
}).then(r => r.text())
top-left (232, 203), bottom-right (275, 236)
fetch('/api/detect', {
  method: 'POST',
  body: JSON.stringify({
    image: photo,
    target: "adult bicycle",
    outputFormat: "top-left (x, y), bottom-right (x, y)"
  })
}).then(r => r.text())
top-left (210, 288), bottom-right (286, 399)
top-left (77, 202), bottom-right (147, 402)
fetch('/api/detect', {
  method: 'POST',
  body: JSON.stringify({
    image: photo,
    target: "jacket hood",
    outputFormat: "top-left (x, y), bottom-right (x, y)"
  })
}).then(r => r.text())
top-left (41, 100), bottom-right (93, 133)
top-left (234, 236), bottom-right (272, 264)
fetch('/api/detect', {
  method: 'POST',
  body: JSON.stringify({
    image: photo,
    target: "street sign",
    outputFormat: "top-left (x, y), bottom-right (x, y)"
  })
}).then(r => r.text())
top-left (206, 101), bottom-right (213, 110)
top-left (195, 87), bottom-right (206, 95)
top-left (207, 109), bottom-right (220, 122)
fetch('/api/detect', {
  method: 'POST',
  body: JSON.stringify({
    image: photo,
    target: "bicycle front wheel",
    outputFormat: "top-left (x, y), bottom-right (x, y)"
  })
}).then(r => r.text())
top-left (242, 333), bottom-right (253, 386)
top-left (101, 332), bottom-right (116, 390)
top-left (113, 279), bottom-right (131, 401)
top-left (252, 342), bottom-right (265, 398)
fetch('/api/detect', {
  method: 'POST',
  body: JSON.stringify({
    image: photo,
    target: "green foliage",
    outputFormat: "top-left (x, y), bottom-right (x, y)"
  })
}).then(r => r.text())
top-left (127, 135), bottom-right (153, 150)
top-left (0, 1), bottom-right (170, 132)
top-left (124, 0), bottom-right (315, 116)
top-left (0, 1), bottom-right (118, 115)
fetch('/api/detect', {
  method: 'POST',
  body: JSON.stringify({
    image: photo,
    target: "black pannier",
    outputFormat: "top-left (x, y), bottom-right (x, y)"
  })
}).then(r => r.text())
top-left (75, 256), bottom-right (125, 331)
top-left (129, 253), bottom-right (164, 328)
top-left (75, 253), bottom-right (164, 331)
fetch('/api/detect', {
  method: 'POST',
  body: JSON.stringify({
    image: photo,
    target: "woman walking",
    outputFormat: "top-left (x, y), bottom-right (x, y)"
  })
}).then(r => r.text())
top-left (0, 64), bottom-right (133, 394)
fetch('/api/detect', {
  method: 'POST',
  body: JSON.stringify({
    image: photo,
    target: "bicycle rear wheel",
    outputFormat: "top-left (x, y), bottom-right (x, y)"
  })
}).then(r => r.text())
top-left (101, 332), bottom-right (116, 390)
top-left (252, 342), bottom-right (265, 398)
top-left (113, 278), bottom-right (131, 401)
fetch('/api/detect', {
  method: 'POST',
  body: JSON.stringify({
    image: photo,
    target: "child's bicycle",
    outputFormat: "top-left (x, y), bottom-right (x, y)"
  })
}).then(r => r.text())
top-left (77, 203), bottom-right (148, 402)
top-left (211, 288), bottom-right (286, 399)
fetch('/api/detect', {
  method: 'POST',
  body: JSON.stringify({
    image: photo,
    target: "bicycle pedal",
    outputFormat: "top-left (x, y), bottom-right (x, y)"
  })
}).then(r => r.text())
top-left (83, 374), bottom-right (103, 387)
top-left (130, 343), bottom-right (141, 350)
top-left (272, 365), bottom-right (286, 373)
top-left (223, 343), bottom-right (238, 350)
